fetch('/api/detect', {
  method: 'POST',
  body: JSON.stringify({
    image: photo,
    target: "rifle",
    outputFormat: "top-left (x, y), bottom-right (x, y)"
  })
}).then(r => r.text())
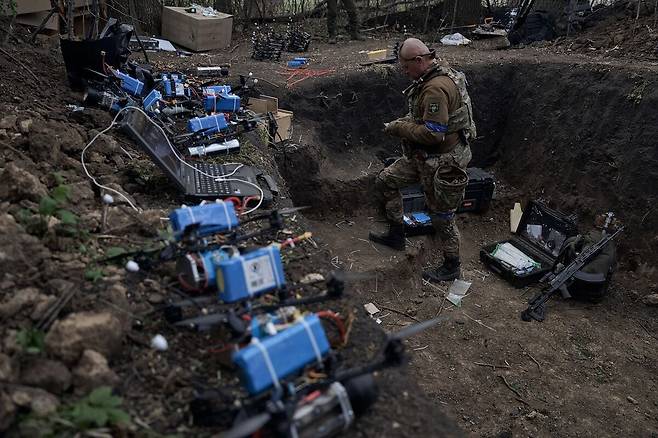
top-left (521, 226), bottom-right (624, 322)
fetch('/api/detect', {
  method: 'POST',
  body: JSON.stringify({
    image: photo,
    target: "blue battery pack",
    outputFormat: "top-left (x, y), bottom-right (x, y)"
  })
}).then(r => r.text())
top-left (114, 70), bottom-right (144, 96)
top-left (163, 80), bottom-right (187, 97)
top-left (216, 246), bottom-right (286, 302)
top-left (203, 85), bottom-right (232, 95)
top-left (143, 89), bottom-right (162, 112)
top-left (187, 113), bottom-right (229, 134)
top-left (232, 314), bottom-right (330, 394)
top-left (169, 201), bottom-right (239, 240)
top-left (203, 93), bottom-right (241, 112)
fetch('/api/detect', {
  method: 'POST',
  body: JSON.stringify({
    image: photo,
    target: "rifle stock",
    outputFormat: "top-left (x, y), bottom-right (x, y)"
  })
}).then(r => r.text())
top-left (521, 227), bottom-right (624, 322)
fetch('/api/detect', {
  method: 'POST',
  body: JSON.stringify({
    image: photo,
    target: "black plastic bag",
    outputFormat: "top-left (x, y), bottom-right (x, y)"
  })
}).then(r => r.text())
top-left (60, 18), bottom-right (133, 90)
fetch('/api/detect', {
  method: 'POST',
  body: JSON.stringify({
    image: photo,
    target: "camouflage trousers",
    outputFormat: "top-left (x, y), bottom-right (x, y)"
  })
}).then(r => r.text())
top-left (327, 0), bottom-right (359, 36)
top-left (374, 142), bottom-right (471, 258)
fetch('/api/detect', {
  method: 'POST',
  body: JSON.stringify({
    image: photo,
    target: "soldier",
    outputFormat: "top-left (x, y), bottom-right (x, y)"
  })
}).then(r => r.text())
top-left (326, 0), bottom-right (364, 44)
top-left (368, 38), bottom-right (477, 282)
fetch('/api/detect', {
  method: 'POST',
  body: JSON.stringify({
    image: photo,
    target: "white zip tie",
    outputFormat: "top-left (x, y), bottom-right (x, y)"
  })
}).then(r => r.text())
top-left (299, 317), bottom-right (323, 365)
top-left (252, 337), bottom-right (281, 391)
top-left (268, 246), bottom-right (282, 287)
top-left (216, 199), bottom-right (233, 231)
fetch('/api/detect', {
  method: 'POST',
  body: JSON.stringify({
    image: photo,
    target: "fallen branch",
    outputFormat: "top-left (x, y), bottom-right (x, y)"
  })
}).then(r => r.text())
top-left (2, 143), bottom-right (31, 161)
top-left (36, 289), bottom-right (76, 331)
top-left (499, 375), bottom-right (528, 405)
top-left (518, 342), bottom-right (541, 370)
top-left (375, 303), bottom-right (420, 322)
top-left (0, 47), bottom-right (39, 83)
top-left (474, 361), bottom-right (511, 370)
top-left (462, 312), bottom-right (496, 331)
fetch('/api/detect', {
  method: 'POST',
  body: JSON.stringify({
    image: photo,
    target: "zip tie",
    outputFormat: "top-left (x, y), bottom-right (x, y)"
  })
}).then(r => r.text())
top-left (268, 246), bottom-right (282, 287)
top-left (185, 205), bottom-right (196, 225)
top-left (252, 337), bottom-right (281, 391)
top-left (299, 317), bottom-right (323, 365)
top-left (215, 199), bottom-right (233, 231)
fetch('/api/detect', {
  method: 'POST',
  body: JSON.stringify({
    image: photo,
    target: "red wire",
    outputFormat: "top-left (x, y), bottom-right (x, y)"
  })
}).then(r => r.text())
top-left (224, 197), bottom-right (243, 214)
top-left (178, 253), bottom-right (209, 292)
top-left (316, 311), bottom-right (346, 346)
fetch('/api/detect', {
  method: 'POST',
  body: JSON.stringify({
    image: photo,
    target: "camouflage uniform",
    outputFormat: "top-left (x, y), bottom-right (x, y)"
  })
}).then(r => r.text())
top-left (376, 62), bottom-right (476, 259)
top-left (327, 0), bottom-right (360, 39)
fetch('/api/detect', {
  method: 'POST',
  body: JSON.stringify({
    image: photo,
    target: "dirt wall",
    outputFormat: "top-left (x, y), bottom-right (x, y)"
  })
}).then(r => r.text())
top-left (277, 62), bottom-right (658, 268)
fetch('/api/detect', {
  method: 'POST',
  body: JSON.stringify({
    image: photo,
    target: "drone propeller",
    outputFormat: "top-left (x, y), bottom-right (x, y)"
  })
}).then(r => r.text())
top-left (220, 411), bottom-right (272, 438)
top-left (389, 315), bottom-right (449, 342)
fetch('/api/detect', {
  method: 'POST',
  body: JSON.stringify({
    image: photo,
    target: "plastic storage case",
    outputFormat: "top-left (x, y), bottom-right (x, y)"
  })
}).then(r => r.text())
top-left (400, 167), bottom-right (495, 236)
top-left (232, 314), bottom-right (330, 395)
top-left (461, 167), bottom-right (495, 213)
top-left (169, 201), bottom-right (239, 240)
top-left (401, 167), bottom-right (495, 216)
top-left (216, 246), bottom-right (286, 302)
top-left (479, 200), bottom-right (578, 287)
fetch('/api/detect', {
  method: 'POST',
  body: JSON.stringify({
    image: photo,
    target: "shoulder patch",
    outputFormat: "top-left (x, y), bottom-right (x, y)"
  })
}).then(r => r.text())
top-left (428, 102), bottom-right (439, 113)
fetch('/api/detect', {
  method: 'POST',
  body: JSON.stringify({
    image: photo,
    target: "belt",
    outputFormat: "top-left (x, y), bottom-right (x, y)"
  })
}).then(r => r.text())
top-left (413, 141), bottom-right (462, 161)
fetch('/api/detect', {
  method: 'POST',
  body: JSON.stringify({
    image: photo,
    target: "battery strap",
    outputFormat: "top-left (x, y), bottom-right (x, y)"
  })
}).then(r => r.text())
top-left (267, 246), bottom-right (282, 287)
top-left (252, 337), bottom-right (282, 391)
top-left (215, 200), bottom-right (233, 231)
top-left (184, 205), bottom-right (196, 225)
top-left (299, 317), bottom-right (323, 365)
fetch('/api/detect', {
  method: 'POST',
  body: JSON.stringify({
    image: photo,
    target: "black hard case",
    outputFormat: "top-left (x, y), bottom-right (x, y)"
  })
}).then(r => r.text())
top-left (479, 201), bottom-right (578, 287)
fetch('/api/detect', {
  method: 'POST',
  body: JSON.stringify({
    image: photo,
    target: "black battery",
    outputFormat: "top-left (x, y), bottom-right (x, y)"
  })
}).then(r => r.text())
top-left (479, 200), bottom-right (578, 287)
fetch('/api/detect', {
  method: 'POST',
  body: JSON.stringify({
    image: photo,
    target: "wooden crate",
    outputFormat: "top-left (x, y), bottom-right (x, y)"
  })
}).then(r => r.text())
top-left (161, 6), bottom-right (232, 52)
top-left (274, 110), bottom-right (293, 142)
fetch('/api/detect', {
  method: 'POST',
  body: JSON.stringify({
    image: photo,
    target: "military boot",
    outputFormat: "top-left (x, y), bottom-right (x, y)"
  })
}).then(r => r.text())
top-left (368, 223), bottom-right (405, 251)
top-left (422, 256), bottom-right (461, 282)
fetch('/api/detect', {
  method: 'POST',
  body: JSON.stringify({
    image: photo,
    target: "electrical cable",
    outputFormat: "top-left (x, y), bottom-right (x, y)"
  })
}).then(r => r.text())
top-left (81, 105), bottom-right (264, 215)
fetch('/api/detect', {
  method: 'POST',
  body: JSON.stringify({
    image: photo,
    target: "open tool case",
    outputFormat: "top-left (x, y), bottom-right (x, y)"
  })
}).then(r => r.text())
top-left (480, 200), bottom-right (578, 287)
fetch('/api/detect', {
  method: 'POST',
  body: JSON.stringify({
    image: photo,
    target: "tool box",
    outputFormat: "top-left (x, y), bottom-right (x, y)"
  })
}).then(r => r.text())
top-left (460, 167), bottom-right (495, 213)
top-left (232, 314), bottom-right (330, 395)
top-left (400, 167), bottom-right (495, 236)
top-left (479, 200), bottom-right (578, 287)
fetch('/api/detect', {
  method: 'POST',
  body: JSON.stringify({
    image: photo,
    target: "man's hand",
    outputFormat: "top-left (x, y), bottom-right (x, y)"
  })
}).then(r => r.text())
top-left (383, 119), bottom-right (405, 137)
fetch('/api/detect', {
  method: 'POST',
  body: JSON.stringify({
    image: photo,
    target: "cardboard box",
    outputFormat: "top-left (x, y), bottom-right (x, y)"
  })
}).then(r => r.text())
top-left (16, 10), bottom-right (58, 31)
top-left (248, 95), bottom-right (278, 114)
top-left (161, 6), bottom-right (232, 52)
top-left (274, 110), bottom-right (293, 142)
top-left (11, 0), bottom-right (51, 16)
